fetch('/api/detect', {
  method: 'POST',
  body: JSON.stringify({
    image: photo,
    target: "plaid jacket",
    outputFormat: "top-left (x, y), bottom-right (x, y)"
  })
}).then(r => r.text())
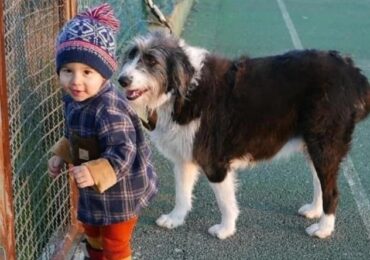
top-left (63, 82), bottom-right (158, 225)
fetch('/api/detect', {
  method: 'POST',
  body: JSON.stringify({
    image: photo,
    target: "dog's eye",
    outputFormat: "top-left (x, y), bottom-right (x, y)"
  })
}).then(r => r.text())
top-left (143, 54), bottom-right (157, 67)
top-left (127, 47), bottom-right (138, 59)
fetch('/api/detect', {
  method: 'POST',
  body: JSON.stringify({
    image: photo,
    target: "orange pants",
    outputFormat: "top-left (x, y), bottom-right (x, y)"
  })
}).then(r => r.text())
top-left (83, 216), bottom-right (138, 260)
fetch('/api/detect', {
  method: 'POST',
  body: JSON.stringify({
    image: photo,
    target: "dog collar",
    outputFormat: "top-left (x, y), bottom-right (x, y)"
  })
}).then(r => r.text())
top-left (141, 110), bottom-right (157, 131)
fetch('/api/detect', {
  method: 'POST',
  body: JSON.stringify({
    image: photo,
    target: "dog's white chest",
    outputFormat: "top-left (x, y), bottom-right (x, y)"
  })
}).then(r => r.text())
top-left (150, 118), bottom-right (200, 163)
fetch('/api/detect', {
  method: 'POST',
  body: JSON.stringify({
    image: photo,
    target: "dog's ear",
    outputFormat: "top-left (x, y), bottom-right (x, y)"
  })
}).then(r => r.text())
top-left (168, 48), bottom-right (195, 124)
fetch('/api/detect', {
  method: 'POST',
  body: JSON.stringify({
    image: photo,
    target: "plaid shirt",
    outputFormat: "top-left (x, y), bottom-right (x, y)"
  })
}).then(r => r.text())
top-left (63, 82), bottom-right (158, 225)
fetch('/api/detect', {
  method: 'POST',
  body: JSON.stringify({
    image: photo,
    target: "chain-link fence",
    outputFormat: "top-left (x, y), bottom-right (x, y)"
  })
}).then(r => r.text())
top-left (4, 1), bottom-right (70, 259)
top-left (1, 0), bottom-right (178, 259)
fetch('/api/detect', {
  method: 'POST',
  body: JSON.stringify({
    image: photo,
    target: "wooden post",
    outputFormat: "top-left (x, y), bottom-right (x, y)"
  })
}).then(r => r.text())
top-left (0, 1), bottom-right (16, 260)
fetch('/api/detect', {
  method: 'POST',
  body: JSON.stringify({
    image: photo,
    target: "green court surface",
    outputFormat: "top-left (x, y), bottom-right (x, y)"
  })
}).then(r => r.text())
top-left (132, 1), bottom-right (370, 259)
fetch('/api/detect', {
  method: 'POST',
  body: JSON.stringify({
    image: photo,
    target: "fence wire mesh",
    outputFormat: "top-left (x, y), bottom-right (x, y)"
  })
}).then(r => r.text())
top-left (77, 0), bottom-right (148, 59)
top-left (2, 0), bottom-right (177, 259)
top-left (4, 0), bottom-right (70, 259)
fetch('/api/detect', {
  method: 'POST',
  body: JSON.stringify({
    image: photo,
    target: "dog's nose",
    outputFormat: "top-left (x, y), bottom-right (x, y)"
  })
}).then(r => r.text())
top-left (118, 75), bottom-right (132, 88)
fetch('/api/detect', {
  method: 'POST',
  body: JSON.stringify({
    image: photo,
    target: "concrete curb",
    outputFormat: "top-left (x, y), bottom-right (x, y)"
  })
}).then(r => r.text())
top-left (149, 0), bottom-right (195, 36)
top-left (168, 0), bottom-right (195, 36)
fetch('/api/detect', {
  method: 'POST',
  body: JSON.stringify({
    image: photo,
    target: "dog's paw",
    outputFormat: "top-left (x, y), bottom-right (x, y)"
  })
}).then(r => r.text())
top-left (156, 213), bottom-right (185, 229)
top-left (208, 224), bottom-right (236, 240)
top-left (305, 214), bottom-right (335, 239)
top-left (306, 224), bottom-right (333, 238)
top-left (298, 203), bottom-right (322, 219)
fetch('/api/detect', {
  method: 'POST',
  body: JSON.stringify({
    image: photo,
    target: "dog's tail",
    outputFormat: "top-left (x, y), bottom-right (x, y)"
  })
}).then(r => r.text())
top-left (355, 87), bottom-right (370, 122)
top-left (346, 54), bottom-right (370, 122)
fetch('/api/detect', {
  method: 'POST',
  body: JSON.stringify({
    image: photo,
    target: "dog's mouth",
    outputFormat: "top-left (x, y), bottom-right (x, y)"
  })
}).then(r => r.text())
top-left (125, 89), bottom-right (148, 100)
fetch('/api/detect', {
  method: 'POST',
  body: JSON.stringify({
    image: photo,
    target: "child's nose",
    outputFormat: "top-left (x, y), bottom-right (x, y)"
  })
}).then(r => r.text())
top-left (71, 73), bottom-right (82, 84)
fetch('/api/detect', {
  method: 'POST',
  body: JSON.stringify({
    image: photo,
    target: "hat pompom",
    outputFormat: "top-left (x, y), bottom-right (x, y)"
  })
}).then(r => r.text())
top-left (77, 3), bottom-right (120, 33)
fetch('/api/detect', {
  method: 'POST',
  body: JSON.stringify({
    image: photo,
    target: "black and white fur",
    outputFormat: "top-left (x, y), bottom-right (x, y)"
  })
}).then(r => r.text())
top-left (118, 31), bottom-right (370, 239)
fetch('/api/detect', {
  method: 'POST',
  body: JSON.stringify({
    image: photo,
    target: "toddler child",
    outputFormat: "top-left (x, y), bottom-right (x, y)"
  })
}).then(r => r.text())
top-left (48, 4), bottom-right (158, 260)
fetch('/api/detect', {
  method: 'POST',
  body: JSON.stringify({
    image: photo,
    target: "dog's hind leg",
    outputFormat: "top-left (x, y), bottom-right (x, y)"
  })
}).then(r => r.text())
top-left (156, 161), bottom-right (200, 229)
top-left (303, 152), bottom-right (339, 239)
top-left (208, 170), bottom-right (239, 239)
top-left (303, 122), bottom-right (353, 238)
top-left (298, 160), bottom-right (323, 219)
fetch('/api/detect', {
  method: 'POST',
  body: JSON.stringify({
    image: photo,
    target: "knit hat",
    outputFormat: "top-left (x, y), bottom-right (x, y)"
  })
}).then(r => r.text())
top-left (56, 3), bottom-right (120, 79)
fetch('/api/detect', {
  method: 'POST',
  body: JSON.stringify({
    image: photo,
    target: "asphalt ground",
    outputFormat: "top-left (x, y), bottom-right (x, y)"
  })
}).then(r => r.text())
top-left (128, 1), bottom-right (370, 259)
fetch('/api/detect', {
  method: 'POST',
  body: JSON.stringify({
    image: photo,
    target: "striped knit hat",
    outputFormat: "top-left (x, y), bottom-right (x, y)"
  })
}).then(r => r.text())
top-left (56, 3), bottom-right (120, 79)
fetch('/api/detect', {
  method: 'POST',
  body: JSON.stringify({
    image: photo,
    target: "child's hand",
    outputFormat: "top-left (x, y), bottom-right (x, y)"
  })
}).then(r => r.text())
top-left (69, 165), bottom-right (95, 188)
top-left (48, 155), bottom-right (64, 178)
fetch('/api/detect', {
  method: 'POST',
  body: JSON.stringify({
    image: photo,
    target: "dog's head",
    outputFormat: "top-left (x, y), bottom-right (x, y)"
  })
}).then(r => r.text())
top-left (118, 31), bottom-right (195, 111)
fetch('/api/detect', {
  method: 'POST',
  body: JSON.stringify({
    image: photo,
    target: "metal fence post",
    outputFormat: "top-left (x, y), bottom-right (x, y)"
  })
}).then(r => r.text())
top-left (64, 0), bottom-right (77, 21)
top-left (0, 1), bottom-right (16, 260)
top-left (52, 1), bottom-right (83, 259)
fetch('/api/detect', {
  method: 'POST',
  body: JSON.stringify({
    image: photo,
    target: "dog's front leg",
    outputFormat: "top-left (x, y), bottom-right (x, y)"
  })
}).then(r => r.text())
top-left (156, 161), bottom-right (200, 229)
top-left (208, 171), bottom-right (239, 239)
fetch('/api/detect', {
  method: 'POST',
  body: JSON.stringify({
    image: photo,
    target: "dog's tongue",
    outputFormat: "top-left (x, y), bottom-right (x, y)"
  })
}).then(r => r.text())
top-left (126, 90), bottom-right (142, 100)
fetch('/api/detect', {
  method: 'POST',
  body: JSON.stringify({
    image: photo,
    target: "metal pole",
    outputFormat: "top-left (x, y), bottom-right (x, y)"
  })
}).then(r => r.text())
top-left (53, 1), bottom-right (82, 258)
top-left (0, 0), bottom-right (16, 259)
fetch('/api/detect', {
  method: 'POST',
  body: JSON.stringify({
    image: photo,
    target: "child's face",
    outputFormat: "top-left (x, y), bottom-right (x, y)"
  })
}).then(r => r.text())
top-left (59, 63), bottom-right (106, 102)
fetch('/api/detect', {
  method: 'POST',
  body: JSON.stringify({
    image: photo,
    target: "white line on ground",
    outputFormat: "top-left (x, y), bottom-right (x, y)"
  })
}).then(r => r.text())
top-left (277, 0), bottom-right (370, 239)
top-left (342, 158), bottom-right (370, 240)
top-left (276, 0), bottom-right (303, 49)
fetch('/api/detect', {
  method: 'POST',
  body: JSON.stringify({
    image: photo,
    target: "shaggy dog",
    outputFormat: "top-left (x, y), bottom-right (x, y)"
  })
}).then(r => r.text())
top-left (118, 31), bottom-right (370, 239)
